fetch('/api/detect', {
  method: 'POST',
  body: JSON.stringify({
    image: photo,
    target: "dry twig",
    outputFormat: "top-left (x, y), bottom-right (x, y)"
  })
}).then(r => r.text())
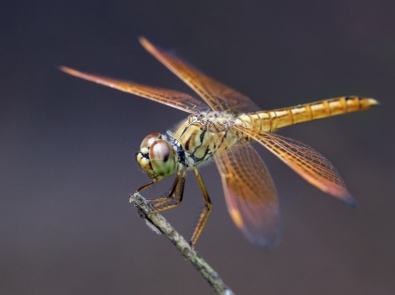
top-left (129, 192), bottom-right (235, 295)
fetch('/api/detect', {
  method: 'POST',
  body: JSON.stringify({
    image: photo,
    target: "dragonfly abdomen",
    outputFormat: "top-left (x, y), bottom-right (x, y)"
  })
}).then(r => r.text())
top-left (238, 96), bottom-right (378, 133)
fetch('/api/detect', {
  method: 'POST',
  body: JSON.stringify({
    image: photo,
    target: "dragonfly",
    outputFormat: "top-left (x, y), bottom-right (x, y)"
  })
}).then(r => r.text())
top-left (61, 38), bottom-right (377, 249)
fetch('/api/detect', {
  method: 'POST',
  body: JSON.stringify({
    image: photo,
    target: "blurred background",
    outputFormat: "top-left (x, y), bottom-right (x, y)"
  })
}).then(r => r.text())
top-left (1, 1), bottom-right (394, 294)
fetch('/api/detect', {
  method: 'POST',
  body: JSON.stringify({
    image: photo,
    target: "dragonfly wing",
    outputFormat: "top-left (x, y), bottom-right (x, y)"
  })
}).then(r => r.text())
top-left (139, 38), bottom-right (259, 113)
top-left (60, 66), bottom-right (207, 114)
top-left (234, 125), bottom-right (356, 205)
top-left (214, 143), bottom-right (281, 249)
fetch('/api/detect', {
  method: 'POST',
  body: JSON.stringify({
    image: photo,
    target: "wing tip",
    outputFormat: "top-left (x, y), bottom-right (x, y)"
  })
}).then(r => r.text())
top-left (248, 234), bottom-right (282, 250)
top-left (230, 208), bottom-right (282, 250)
top-left (239, 211), bottom-right (282, 250)
top-left (59, 66), bottom-right (80, 77)
top-left (327, 187), bottom-right (358, 207)
top-left (139, 36), bottom-right (155, 52)
top-left (343, 195), bottom-right (358, 208)
top-left (328, 189), bottom-right (358, 208)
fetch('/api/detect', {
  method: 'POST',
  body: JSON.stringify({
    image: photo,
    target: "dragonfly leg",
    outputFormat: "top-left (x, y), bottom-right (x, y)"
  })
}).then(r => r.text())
top-left (139, 171), bottom-right (186, 213)
top-left (131, 180), bottom-right (157, 208)
top-left (137, 180), bottom-right (156, 192)
top-left (190, 168), bottom-right (212, 248)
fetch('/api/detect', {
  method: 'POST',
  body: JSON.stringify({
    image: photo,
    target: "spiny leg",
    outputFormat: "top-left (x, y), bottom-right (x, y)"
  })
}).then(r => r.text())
top-left (137, 171), bottom-right (186, 213)
top-left (190, 168), bottom-right (212, 248)
top-left (136, 180), bottom-right (156, 192)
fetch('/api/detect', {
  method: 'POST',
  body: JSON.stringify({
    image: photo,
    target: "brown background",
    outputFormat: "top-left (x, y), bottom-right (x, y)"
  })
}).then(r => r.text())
top-left (1, 1), bottom-right (394, 294)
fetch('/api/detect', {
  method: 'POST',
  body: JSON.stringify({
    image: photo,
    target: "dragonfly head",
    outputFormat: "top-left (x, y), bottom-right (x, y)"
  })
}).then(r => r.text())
top-left (136, 132), bottom-right (177, 179)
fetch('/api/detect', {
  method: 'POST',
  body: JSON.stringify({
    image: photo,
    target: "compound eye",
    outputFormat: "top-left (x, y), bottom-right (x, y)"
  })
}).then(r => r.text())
top-left (149, 140), bottom-right (176, 177)
top-left (140, 132), bottom-right (161, 151)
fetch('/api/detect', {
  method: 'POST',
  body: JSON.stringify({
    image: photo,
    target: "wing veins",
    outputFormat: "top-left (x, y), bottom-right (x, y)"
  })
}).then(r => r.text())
top-left (60, 66), bottom-right (207, 113)
top-left (233, 125), bottom-right (356, 205)
top-left (139, 38), bottom-right (259, 113)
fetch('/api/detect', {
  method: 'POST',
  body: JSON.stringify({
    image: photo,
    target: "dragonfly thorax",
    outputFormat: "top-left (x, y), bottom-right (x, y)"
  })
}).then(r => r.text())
top-left (188, 111), bottom-right (236, 127)
top-left (172, 111), bottom-right (244, 167)
top-left (136, 132), bottom-right (177, 179)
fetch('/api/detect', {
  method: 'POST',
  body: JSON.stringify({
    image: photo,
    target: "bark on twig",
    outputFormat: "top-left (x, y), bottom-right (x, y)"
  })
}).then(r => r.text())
top-left (129, 192), bottom-right (235, 295)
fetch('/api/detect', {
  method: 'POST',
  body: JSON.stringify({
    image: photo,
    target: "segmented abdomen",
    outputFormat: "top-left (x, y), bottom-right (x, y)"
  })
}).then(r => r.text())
top-left (237, 96), bottom-right (378, 133)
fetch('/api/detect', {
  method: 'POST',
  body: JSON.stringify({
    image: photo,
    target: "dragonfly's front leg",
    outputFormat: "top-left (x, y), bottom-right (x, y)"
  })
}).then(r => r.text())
top-left (190, 168), bottom-right (212, 248)
top-left (137, 170), bottom-right (186, 213)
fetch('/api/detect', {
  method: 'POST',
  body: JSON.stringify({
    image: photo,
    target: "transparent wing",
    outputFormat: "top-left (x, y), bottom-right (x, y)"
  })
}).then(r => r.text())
top-left (214, 144), bottom-right (281, 248)
top-left (60, 66), bottom-right (208, 114)
top-left (233, 125), bottom-right (356, 205)
top-left (140, 37), bottom-right (259, 113)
